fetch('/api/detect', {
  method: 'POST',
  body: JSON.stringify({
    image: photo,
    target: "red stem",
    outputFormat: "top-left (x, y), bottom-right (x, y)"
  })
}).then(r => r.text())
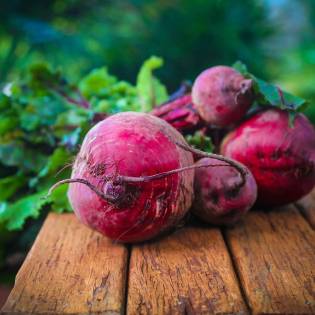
top-left (58, 89), bottom-right (90, 109)
top-left (175, 142), bottom-right (247, 186)
top-left (46, 178), bottom-right (116, 202)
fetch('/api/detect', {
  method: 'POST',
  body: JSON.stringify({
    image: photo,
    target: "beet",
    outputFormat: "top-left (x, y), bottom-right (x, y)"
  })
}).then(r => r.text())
top-left (61, 112), bottom-right (196, 242)
top-left (192, 66), bottom-right (253, 127)
top-left (221, 109), bottom-right (315, 206)
top-left (192, 158), bottom-right (257, 225)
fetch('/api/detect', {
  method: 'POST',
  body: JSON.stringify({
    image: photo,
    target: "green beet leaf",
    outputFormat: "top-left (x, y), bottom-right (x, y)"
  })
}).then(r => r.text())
top-left (79, 67), bottom-right (117, 99)
top-left (0, 174), bottom-right (27, 201)
top-left (0, 143), bottom-right (47, 172)
top-left (0, 190), bottom-right (49, 230)
top-left (186, 131), bottom-right (213, 153)
top-left (37, 147), bottom-right (73, 179)
top-left (49, 184), bottom-right (72, 213)
top-left (232, 61), bottom-right (308, 113)
top-left (136, 56), bottom-right (168, 111)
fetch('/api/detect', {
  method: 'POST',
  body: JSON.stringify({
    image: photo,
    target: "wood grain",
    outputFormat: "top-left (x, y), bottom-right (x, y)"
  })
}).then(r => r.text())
top-left (1, 213), bottom-right (128, 315)
top-left (127, 226), bottom-right (248, 315)
top-left (225, 206), bottom-right (315, 314)
top-left (296, 190), bottom-right (315, 228)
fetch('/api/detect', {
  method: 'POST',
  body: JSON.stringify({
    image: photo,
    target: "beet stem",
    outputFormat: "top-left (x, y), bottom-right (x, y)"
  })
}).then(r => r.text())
top-left (119, 163), bottom-right (228, 183)
top-left (46, 164), bottom-right (229, 201)
top-left (175, 142), bottom-right (247, 186)
top-left (46, 178), bottom-right (117, 202)
top-left (235, 79), bottom-right (252, 105)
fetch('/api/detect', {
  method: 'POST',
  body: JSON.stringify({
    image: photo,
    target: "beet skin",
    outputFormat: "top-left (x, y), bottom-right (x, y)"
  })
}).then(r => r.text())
top-left (68, 112), bottom-right (194, 242)
top-left (192, 66), bottom-right (253, 127)
top-left (221, 109), bottom-right (315, 206)
top-left (192, 158), bottom-right (257, 225)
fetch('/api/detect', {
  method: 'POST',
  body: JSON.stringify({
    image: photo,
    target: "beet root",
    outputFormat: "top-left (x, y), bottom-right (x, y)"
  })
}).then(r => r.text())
top-left (192, 66), bottom-right (253, 127)
top-left (192, 158), bottom-right (257, 226)
top-left (221, 109), bottom-right (315, 206)
top-left (62, 112), bottom-right (197, 242)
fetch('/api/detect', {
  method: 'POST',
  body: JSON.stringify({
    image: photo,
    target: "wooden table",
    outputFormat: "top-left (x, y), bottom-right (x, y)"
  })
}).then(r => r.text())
top-left (1, 191), bottom-right (315, 315)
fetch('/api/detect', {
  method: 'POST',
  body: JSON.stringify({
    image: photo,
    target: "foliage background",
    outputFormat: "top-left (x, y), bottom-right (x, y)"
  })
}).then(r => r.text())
top-left (0, 0), bottom-right (314, 287)
top-left (1, 0), bottom-right (314, 112)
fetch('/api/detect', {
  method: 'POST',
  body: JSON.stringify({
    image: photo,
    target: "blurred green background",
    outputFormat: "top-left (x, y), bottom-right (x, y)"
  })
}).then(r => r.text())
top-left (0, 0), bottom-right (314, 301)
top-left (1, 0), bottom-right (314, 116)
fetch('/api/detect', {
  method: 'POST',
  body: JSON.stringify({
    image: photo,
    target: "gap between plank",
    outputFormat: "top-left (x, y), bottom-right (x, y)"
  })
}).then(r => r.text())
top-left (221, 228), bottom-right (252, 315)
top-left (122, 244), bottom-right (132, 315)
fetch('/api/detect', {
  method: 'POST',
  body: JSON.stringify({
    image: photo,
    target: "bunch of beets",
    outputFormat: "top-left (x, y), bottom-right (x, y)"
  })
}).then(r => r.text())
top-left (49, 66), bottom-right (315, 243)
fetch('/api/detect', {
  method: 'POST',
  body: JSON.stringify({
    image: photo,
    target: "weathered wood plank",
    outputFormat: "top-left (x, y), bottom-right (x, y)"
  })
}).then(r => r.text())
top-left (1, 213), bottom-right (128, 315)
top-left (225, 206), bottom-right (315, 314)
top-left (127, 226), bottom-right (248, 315)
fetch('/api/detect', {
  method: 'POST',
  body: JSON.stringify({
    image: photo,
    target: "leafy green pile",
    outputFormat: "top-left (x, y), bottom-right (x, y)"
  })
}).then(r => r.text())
top-left (0, 56), bottom-right (168, 231)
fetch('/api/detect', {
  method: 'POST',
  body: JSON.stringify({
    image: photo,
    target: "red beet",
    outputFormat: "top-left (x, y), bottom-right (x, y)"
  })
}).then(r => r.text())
top-left (192, 66), bottom-right (253, 127)
top-left (221, 109), bottom-right (315, 206)
top-left (61, 112), bottom-right (196, 242)
top-left (192, 158), bottom-right (257, 225)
